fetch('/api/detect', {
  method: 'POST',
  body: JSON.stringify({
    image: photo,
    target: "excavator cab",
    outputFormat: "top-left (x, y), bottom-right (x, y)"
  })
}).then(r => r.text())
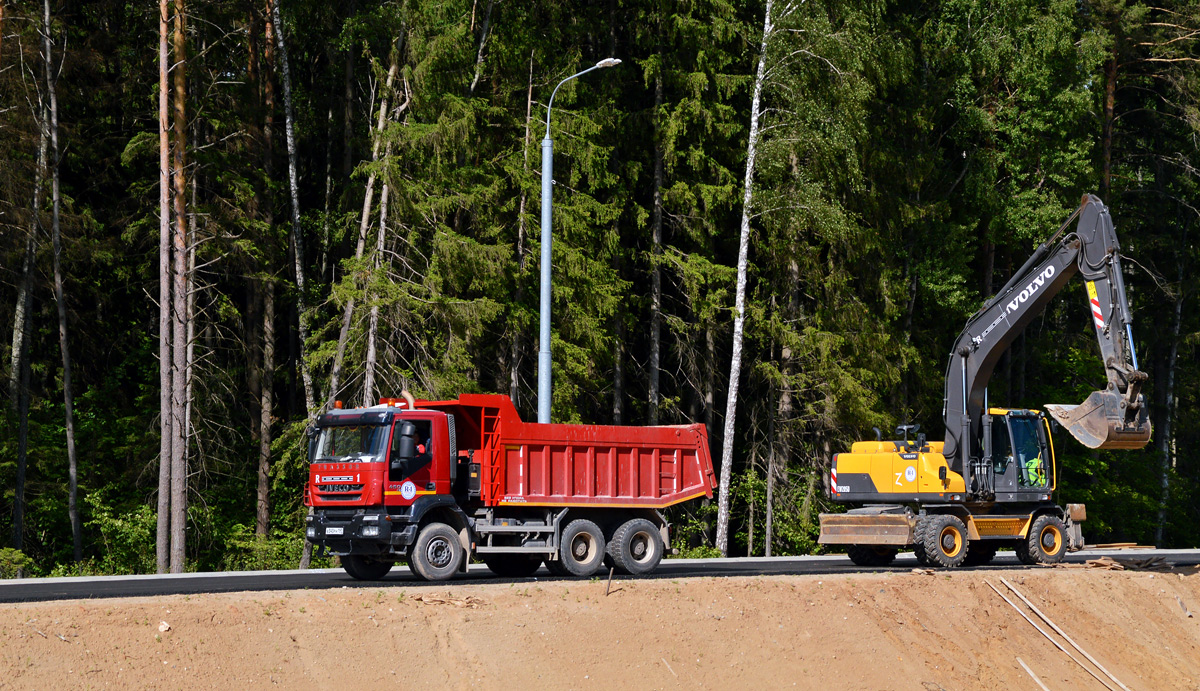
top-left (978, 409), bottom-right (1054, 500)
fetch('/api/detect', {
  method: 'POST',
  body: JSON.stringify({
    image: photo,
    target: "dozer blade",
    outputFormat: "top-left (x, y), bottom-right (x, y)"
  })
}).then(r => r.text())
top-left (1045, 390), bottom-right (1151, 450)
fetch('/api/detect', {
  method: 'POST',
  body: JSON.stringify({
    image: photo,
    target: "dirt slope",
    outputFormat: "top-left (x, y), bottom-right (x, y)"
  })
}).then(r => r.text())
top-left (1, 566), bottom-right (1198, 689)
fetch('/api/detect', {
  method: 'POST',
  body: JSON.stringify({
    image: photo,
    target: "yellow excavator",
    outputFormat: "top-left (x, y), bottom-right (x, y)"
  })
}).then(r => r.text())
top-left (819, 195), bottom-right (1151, 567)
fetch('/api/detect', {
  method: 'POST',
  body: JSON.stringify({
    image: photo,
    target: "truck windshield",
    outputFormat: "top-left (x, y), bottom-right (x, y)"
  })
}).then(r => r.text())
top-left (312, 425), bottom-right (389, 463)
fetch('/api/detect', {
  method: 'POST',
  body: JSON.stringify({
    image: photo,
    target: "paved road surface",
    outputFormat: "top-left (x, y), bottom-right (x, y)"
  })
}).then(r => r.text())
top-left (2, 548), bottom-right (1196, 604)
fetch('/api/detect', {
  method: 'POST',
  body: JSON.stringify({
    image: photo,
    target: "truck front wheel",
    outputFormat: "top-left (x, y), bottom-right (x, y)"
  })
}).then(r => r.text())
top-left (410, 522), bottom-right (464, 581)
top-left (342, 555), bottom-right (393, 581)
top-left (557, 519), bottom-right (606, 577)
top-left (610, 518), bottom-right (664, 575)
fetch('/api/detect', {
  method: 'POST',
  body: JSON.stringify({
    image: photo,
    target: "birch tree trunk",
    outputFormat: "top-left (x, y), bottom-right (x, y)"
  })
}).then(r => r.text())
top-left (269, 0), bottom-right (316, 417)
top-left (327, 55), bottom-right (400, 406)
top-left (169, 0), bottom-right (189, 573)
top-left (716, 0), bottom-right (774, 556)
top-left (43, 0), bottom-right (81, 563)
top-left (510, 50), bottom-right (534, 405)
top-left (156, 0), bottom-right (172, 574)
top-left (467, 0), bottom-right (493, 96)
top-left (362, 176), bottom-right (391, 406)
top-left (10, 128), bottom-right (44, 553)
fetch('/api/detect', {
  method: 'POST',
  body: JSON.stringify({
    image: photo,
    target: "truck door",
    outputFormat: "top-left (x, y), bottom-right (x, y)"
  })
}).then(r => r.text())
top-left (1010, 415), bottom-right (1049, 490)
top-left (991, 416), bottom-right (1016, 493)
top-left (386, 418), bottom-right (436, 505)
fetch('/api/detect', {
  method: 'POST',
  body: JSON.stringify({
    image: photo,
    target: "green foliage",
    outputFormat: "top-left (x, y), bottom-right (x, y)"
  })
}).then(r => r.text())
top-left (2, 0), bottom-right (1198, 578)
top-left (0, 549), bottom-right (30, 579)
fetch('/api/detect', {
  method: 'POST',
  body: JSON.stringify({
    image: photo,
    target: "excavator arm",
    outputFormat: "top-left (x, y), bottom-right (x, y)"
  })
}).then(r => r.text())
top-left (942, 195), bottom-right (1150, 480)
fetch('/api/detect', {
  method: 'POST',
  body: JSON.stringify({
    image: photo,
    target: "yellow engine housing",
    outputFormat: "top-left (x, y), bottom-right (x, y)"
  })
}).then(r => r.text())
top-left (831, 440), bottom-right (966, 502)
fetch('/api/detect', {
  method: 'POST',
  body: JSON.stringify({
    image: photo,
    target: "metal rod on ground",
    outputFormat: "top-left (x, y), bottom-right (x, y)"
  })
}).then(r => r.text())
top-left (1000, 577), bottom-right (1130, 691)
top-left (1017, 657), bottom-right (1051, 691)
top-left (606, 565), bottom-right (614, 596)
top-left (984, 580), bottom-right (1116, 691)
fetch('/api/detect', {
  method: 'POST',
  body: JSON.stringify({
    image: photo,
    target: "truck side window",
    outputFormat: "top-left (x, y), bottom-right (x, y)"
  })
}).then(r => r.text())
top-left (390, 419), bottom-right (433, 482)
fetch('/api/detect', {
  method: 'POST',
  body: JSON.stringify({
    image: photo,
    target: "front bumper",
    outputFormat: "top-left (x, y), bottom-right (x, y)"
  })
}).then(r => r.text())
top-left (306, 509), bottom-right (417, 556)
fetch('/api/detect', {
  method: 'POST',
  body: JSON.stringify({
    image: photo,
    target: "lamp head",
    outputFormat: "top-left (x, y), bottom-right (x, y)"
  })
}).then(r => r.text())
top-left (595, 58), bottom-right (622, 69)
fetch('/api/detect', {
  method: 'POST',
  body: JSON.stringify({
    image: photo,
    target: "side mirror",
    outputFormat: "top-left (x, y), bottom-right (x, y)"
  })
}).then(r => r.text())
top-left (391, 421), bottom-right (418, 468)
top-left (938, 466), bottom-right (948, 481)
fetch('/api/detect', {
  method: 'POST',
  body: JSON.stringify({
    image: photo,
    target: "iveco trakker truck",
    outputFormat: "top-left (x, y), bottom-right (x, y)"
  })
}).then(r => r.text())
top-left (306, 392), bottom-right (716, 580)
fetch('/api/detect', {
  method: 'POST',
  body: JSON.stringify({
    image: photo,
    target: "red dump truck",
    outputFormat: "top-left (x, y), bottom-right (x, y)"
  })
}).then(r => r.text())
top-left (305, 392), bottom-right (716, 581)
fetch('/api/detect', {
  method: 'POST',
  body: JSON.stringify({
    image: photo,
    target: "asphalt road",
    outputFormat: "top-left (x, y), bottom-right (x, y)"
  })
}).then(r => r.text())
top-left (2, 548), bottom-right (1197, 604)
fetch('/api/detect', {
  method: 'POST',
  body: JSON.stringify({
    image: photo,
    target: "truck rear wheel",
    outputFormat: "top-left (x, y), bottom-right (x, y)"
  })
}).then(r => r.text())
top-left (342, 555), bottom-right (393, 581)
top-left (482, 554), bottom-right (543, 578)
top-left (557, 519), bottom-right (606, 577)
top-left (1017, 515), bottom-right (1067, 565)
top-left (610, 518), bottom-right (664, 575)
top-left (409, 522), bottom-right (463, 581)
top-left (847, 545), bottom-right (897, 567)
top-left (921, 514), bottom-right (968, 568)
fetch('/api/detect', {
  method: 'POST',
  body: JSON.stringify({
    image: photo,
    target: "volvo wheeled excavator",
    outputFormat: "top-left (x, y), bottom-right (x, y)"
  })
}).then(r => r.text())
top-left (818, 195), bottom-right (1151, 568)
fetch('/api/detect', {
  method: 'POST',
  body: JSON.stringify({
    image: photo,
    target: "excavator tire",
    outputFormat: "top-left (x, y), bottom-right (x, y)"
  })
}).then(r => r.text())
top-left (963, 543), bottom-right (999, 567)
top-left (921, 514), bottom-right (969, 568)
top-left (911, 517), bottom-right (932, 566)
top-left (1017, 514), bottom-right (1068, 565)
top-left (847, 545), bottom-right (898, 567)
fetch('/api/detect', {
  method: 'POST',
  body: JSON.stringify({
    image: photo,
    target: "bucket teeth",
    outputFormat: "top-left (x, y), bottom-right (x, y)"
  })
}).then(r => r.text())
top-left (1045, 390), bottom-right (1151, 450)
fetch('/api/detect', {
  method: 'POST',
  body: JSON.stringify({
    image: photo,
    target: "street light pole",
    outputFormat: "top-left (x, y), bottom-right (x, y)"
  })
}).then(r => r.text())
top-left (537, 57), bottom-right (621, 424)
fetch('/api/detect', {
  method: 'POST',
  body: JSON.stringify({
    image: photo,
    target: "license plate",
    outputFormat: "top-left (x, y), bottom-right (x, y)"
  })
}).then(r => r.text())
top-left (326, 527), bottom-right (343, 536)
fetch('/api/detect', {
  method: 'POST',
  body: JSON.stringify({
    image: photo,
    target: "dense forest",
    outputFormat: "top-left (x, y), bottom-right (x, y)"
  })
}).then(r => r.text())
top-left (1, 0), bottom-right (1197, 576)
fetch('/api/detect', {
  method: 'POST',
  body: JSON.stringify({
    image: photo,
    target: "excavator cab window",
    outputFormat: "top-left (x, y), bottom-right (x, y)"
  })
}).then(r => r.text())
top-left (991, 419), bottom-right (1012, 475)
top-left (1010, 416), bottom-right (1048, 487)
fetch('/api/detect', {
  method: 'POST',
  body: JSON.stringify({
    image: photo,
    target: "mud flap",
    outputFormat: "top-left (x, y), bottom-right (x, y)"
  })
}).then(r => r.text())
top-left (1046, 389), bottom-right (1150, 450)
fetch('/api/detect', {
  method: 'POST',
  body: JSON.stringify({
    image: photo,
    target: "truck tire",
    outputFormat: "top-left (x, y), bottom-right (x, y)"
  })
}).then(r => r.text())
top-left (409, 522), bottom-right (464, 581)
top-left (963, 543), bottom-right (998, 566)
top-left (342, 555), bottom-right (393, 581)
top-left (847, 545), bottom-right (897, 567)
top-left (482, 554), bottom-right (543, 578)
top-left (1018, 514), bottom-right (1067, 565)
top-left (557, 519), bottom-right (606, 577)
top-left (610, 518), bottom-right (664, 575)
top-left (921, 514), bottom-right (968, 568)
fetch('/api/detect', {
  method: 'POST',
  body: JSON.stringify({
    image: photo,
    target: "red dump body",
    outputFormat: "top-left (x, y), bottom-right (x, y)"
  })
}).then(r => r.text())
top-left (416, 393), bottom-right (717, 509)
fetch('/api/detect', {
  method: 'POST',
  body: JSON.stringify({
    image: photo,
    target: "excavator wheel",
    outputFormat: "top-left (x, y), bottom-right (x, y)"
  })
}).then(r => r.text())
top-left (1016, 515), bottom-right (1068, 565)
top-left (921, 514), bottom-right (969, 568)
top-left (963, 543), bottom-right (999, 567)
top-left (847, 545), bottom-right (898, 567)
top-left (911, 518), bottom-right (932, 566)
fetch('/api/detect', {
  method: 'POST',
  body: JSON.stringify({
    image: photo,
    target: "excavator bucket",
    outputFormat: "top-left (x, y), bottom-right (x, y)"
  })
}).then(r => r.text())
top-left (1045, 390), bottom-right (1151, 450)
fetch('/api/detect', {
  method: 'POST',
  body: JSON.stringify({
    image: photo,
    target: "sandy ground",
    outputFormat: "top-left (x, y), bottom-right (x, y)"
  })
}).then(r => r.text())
top-left (1, 565), bottom-right (1198, 690)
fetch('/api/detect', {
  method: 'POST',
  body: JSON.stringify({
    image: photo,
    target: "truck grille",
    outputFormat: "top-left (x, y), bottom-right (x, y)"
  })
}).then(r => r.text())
top-left (317, 483), bottom-right (364, 501)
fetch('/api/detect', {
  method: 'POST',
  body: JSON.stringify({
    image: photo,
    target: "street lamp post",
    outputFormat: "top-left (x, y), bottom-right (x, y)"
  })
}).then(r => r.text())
top-left (537, 57), bottom-right (621, 424)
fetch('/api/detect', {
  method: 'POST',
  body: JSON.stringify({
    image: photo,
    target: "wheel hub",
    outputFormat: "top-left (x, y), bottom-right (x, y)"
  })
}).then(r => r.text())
top-left (427, 537), bottom-right (453, 568)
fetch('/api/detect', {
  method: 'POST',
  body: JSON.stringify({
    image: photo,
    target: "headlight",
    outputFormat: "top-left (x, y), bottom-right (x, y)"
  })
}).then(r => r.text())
top-left (306, 527), bottom-right (316, 538)
top-left (361, 526), bottom-right (380, 537)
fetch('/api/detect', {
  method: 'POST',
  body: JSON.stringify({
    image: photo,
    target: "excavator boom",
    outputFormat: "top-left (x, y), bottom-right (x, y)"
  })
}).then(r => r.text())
top-left (942, 195), bottom-right (1149, 480)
